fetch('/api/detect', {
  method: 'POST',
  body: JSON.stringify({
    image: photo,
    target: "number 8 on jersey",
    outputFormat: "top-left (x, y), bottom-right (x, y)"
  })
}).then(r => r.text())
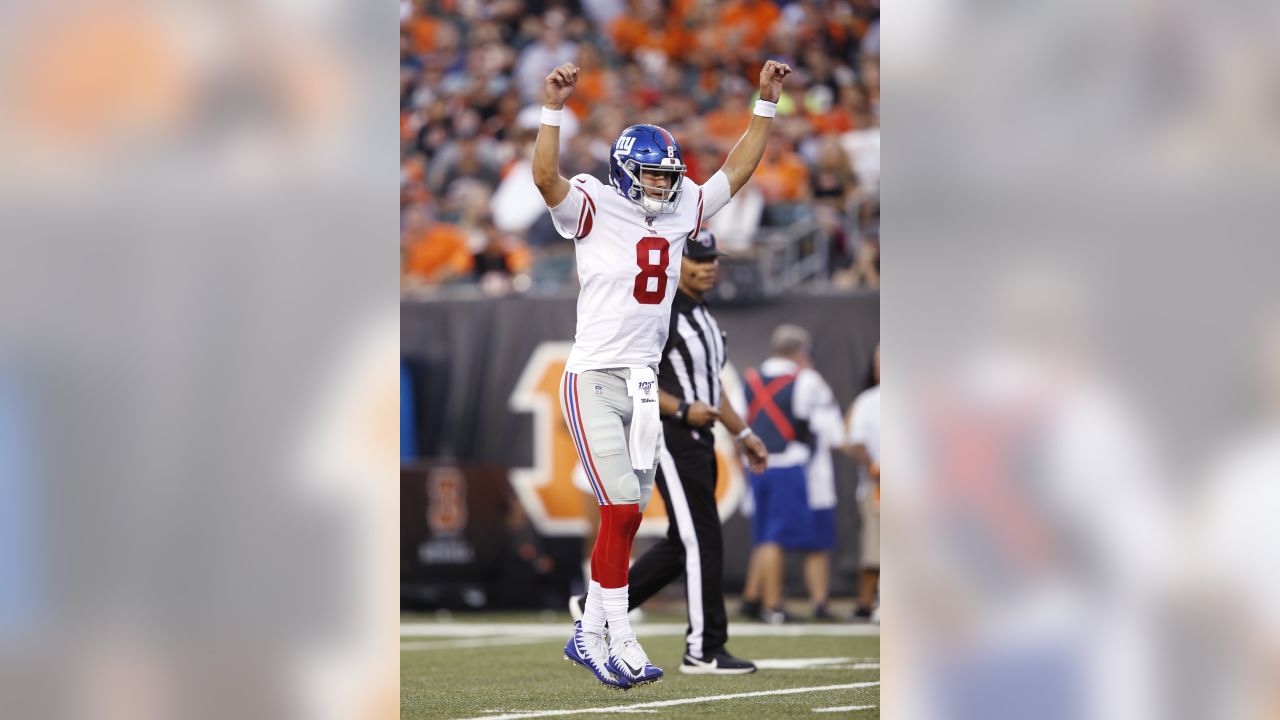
top-left (633, 237), bottom-right (670, 305)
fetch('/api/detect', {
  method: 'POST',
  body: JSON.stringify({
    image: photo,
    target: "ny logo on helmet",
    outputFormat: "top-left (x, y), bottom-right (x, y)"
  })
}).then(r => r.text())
top-left (615, 136), bottom-right (636, 154)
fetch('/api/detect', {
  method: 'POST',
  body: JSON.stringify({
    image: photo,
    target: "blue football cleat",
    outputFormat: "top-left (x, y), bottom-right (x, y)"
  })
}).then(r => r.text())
top-left (606, 638), bottom-right (663, 686)
top-left (564, 622), bottom-right (628, 689)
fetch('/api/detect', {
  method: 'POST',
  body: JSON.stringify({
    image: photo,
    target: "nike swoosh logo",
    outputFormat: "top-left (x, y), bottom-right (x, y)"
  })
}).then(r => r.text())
top-left (622, 658), bottom-right (645, 675)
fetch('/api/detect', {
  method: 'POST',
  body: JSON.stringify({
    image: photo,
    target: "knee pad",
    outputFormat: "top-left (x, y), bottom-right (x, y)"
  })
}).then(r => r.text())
top-left (604, 469), bottom-right (641, 505)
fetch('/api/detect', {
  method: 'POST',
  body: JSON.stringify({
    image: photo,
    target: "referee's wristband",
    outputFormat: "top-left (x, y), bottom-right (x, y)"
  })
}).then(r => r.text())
top-left (735, 427), bottom-right (756, 441)
top-left (672, 401), bottom-right (690, 423)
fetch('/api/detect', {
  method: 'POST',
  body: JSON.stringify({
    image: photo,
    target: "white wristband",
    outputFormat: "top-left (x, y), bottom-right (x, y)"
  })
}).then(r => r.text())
top-left (753, 99), bottom-right (778, 118)
top-left (736, 427), bottom-right (756, 441)
top-left (540, 106), bottom-right (563, 127)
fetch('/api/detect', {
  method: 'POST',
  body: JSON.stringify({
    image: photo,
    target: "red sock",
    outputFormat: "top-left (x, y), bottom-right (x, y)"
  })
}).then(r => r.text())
top-left (591, 503), bottom-right (641, 589)
top-left (626, 508), bottom-right (643, 542)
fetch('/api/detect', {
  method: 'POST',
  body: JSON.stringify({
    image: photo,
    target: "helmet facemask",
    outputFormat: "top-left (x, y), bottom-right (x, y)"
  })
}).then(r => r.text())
top-left (620, 158), bottom-right (685, 214)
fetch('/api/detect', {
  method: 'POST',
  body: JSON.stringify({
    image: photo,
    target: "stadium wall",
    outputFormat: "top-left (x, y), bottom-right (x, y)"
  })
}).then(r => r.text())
top-left (402, 291), bottom-right (879, 608)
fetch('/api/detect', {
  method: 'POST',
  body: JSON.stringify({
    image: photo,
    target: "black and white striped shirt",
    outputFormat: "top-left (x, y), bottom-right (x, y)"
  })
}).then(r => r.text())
top-left (659, 289), bottom-right (726, 446)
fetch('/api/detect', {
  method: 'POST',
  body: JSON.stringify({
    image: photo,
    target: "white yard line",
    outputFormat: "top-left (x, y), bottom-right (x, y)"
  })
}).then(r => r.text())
top-left (751, 659), bottom-right (881, 671)
top-left (452, 681), bottom-right (880, 720)
top-left (812, 705), bottom-right (877, 713)
top-left (401, 637), bottom-right (551, 651)
top-left (402, 622), bottom-right (880, 638)
top-left (753, 657), bottom-right (855, 670)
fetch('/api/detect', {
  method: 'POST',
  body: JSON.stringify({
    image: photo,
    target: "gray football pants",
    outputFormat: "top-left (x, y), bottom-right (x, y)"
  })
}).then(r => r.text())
top-left (560, 368), bottom-right (658, 508)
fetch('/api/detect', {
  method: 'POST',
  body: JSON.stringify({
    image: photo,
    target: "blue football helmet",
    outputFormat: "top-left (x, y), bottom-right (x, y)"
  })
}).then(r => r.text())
top-left (608, 124), bottom-right (687, 214)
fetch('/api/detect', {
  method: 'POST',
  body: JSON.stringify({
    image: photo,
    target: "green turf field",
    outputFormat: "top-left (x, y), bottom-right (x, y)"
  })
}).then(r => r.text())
top-left (401, 611), bottom-right (880, 719)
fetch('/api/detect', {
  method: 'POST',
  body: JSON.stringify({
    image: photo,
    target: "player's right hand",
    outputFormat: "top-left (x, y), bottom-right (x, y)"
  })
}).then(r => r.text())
top-left (686, 401), bottom-right (719, 428)
top-left (544, 63), bottom-right (578, 110)
top-left (758, 59), bottom-right (793, 103)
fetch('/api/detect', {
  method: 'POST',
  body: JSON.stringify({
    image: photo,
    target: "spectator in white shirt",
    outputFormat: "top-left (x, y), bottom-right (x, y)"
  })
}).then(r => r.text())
top-left (844, 344), bottom-right (880, 621)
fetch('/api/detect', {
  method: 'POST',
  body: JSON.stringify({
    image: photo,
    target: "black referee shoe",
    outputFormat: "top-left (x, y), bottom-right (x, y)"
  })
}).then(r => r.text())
top-left (679, 651), bottom-right (758, 675)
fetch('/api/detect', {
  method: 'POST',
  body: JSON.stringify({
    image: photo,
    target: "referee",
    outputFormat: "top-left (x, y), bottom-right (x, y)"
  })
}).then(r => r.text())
top-left (574, 229), bottom-right (769, 674)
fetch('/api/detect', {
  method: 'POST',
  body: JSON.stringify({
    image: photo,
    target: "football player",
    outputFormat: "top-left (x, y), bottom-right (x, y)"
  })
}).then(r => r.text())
top-left (533, 59), bottom-right (791, 689)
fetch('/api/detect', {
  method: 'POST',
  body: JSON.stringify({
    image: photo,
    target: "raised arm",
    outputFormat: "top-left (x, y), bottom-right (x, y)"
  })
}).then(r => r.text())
top-left (718, 60), bottom-right (793, 196)
top-left (531, 62), bottom-right (578, 207)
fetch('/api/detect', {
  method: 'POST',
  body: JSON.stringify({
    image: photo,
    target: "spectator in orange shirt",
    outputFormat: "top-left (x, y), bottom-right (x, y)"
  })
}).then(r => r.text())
top-left (806, 86), bottom-right (855, 136)
top-left (608, 0), bottom-right (691, 60)
top-left (752, 140), bottom-right (811, 204)
top-left (718, 0), bottom-right (781, 52)
top-left (702, 90), bottom-right (753, 154)
top-left (608, 10), bottom-right (646, 56)
top-left (403, 14), bottom-right (439, 56)
top-left (564, 44), bottom-right (608, 118)
top-left (402, 208), bottom-right (473, 286)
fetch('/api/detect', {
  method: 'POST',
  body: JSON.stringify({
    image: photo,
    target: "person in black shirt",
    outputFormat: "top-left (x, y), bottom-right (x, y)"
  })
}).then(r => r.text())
top-left (573, 229), bottom-right (769, 675)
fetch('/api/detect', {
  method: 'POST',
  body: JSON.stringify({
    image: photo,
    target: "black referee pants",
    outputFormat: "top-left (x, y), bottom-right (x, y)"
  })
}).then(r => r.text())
top-left (627, 436), bottom-right (728, 660)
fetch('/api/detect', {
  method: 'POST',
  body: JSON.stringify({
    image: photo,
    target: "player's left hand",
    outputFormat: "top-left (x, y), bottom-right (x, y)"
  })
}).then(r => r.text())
top-left (740, 434), bottom-right (768, 473)
top-left (758, 60), bottom-right (793, 103)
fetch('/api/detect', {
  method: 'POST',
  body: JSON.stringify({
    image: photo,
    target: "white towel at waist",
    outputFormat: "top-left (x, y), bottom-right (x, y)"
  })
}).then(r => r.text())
top-left (625, 366), bottom-right (662, 472)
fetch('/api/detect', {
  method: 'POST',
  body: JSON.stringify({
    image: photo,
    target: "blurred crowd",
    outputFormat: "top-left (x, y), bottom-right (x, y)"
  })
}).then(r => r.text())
top-left (401, 0), bottom-right (880, 295)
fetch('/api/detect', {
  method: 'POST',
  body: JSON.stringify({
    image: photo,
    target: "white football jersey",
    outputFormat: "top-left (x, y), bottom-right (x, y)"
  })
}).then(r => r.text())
top-left (549, 171), bottom-right (733, 373)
